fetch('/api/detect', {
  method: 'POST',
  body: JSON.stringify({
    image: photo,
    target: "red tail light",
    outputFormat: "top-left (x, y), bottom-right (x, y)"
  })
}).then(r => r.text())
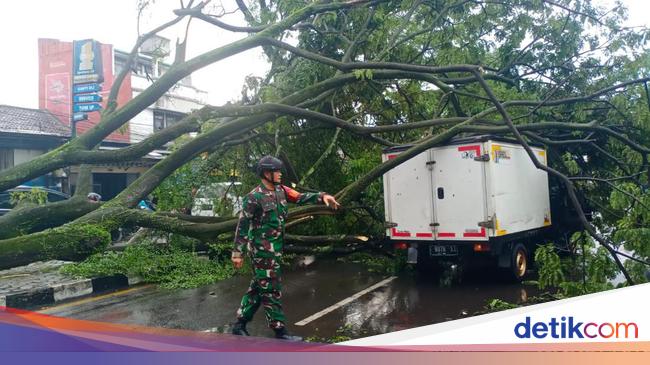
top-left (394, 242), bottom-right (408, 250)
top-left (473, 243), bottom-right (491, 252)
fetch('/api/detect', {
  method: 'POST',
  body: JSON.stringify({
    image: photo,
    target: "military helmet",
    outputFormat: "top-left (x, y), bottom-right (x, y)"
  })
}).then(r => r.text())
top-left (86, 192), bottom-right (102, 202)
top-left (256, 155), bottom-right (284, 178)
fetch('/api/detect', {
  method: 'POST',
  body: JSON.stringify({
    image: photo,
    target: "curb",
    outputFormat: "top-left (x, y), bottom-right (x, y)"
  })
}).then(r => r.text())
top-left (0, 274), bottom-right (143, 310)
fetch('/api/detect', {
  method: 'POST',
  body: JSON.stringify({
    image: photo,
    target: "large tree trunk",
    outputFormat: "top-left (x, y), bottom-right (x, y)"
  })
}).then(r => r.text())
top-left (0, 224), bottom-right (111, 269)
top-left (0, 198), bottom-right (99, 240)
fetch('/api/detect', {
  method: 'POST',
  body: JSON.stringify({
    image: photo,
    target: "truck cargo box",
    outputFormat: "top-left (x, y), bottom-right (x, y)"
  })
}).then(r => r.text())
top-left (382, 136), bottom-right (551, 242)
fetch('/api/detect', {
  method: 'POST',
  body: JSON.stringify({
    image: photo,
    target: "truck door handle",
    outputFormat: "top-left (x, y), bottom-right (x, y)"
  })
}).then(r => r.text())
top-left (437, 187), bottom-right (444, 199)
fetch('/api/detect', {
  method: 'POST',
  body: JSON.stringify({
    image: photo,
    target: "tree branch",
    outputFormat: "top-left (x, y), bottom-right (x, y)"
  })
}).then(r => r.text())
top-left (106, 7), bottom-right (197, 112)
top-left (471, 69), bottom-right (634, 285)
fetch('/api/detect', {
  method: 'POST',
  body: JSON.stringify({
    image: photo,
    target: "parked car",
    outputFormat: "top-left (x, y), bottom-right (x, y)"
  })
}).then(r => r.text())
top-left (0, 186), bottom-right (70, 216)
top-left (191, 182), bottom-right (243, 217)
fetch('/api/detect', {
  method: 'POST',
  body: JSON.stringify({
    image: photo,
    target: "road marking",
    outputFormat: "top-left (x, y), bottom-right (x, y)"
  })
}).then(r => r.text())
top-left (294, 276), bottom-right (397, 326)
top-left (38, 284), bottom-right (153, 314)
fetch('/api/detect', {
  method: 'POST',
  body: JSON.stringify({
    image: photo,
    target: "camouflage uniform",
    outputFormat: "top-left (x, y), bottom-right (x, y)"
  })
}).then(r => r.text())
top-left (234, 184), bottom-right (324, 330)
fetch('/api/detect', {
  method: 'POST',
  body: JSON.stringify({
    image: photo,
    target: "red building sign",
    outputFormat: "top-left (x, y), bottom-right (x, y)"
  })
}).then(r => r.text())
top-left (38, 38), bottom-right (132, 143)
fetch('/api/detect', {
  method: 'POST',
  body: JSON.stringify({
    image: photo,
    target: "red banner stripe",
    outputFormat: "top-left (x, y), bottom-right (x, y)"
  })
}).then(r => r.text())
top-left (457, 144), bottom-right (481, 156)
top-left (391, 228), bottom-right (411, 237)
top-left (415, 233), bottom-right (433, 238)
top-left (438, 232), bottom-right (456, 237)
top-left (463, 227), bottom-right (487, 237)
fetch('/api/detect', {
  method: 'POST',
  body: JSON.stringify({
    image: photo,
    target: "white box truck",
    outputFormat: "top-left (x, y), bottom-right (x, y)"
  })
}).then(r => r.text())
top-left (382, 135), bottom-right (584, 280)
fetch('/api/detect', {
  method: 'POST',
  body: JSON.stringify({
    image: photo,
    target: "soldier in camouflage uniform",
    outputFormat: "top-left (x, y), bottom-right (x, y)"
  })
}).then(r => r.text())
top-left (231, 156), bottom-right (340, 340)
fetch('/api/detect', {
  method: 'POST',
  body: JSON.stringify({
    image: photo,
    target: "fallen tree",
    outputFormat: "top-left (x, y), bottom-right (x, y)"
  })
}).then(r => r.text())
top-left (1, 0), bottom-right (649, 286)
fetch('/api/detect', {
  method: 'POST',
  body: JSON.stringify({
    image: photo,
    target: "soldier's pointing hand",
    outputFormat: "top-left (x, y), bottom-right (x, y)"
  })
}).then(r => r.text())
top-left (323, 194), bottom-right (341, 210)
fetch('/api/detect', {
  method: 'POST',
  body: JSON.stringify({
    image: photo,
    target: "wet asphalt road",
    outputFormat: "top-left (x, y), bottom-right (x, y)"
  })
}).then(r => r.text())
top-left (37, 257), bottom-right (537, 340)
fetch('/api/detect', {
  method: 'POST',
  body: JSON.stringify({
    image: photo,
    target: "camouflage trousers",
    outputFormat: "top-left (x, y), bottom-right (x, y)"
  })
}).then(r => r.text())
top-left (236, 256), bottom-right (286, 329)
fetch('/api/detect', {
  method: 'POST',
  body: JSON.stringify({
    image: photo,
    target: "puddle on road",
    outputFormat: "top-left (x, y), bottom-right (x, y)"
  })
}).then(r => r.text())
top-left (295, 259), bottom-right (541, 340)
top-left (340, 275), bottom-right (538, 338)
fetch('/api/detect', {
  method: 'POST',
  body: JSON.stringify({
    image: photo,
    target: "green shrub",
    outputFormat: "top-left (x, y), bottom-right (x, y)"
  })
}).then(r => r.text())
top-left (10, 187), bottom-right (48, 206)
top-left (60, 242), bottom-right (236, 289)
top-left (534, 243), bottom-right (564, 290)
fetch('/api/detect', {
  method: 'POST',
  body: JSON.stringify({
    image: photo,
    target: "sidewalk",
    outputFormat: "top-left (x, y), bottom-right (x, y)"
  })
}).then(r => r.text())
top-left (0, 260), bottom-right (142, 309)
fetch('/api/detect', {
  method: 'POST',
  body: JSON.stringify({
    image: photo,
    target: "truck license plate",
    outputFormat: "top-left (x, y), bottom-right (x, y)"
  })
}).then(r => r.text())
top-left (429, 244), bottom-right (458, 257)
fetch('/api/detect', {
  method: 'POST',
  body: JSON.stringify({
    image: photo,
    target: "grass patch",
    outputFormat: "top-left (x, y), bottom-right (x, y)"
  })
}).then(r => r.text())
top-left (477, 292), bottom-right (561, 315)
top-left (304, 324), bottom-right (362, 343)
top-left (484, 298), bottom-right (520, 312)
top-left (60, 242), bottom-right (238, 289)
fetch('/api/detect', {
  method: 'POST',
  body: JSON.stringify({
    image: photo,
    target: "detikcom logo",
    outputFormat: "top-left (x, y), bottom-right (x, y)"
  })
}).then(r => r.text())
top-left (514, 316), bottom-right (639, 339)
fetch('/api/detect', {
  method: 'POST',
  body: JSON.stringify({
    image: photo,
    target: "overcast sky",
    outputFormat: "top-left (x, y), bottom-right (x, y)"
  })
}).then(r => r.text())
top-left (0, 0), bottom-right (647, 109)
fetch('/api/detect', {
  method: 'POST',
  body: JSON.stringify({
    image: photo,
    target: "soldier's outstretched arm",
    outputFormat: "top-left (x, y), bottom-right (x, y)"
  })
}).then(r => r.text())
top-left (281, 185), bottom-right (340, 209)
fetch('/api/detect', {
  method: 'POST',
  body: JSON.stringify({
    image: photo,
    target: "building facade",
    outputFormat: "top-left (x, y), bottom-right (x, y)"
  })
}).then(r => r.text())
top-left (0, 105), bottom-right (70, 190)
top-left (116, 36), bottom-right (207, 144)
top-left (12, 36), bottom-right (211, 199)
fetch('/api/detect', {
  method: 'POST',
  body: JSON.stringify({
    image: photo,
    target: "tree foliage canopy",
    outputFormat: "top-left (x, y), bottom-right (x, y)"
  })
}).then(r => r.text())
top-left (1, 0), bottom-right (649, 286)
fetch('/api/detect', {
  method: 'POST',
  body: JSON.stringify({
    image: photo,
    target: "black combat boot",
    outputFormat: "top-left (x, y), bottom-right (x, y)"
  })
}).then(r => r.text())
top-left (273, 327), bottom-right (302, 341)
top-left (232, 319), bottom-right (250, 336)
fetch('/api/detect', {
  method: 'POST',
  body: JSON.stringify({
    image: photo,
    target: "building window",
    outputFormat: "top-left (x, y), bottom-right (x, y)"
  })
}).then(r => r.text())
top-left (153, 110), bottom-right (186, 131)
top-left (135, 61), bottom-right (154, 77)
top-left (0, 149), bottom-right (14, 171)
top-left (114, 53), bottom-right (155, 78)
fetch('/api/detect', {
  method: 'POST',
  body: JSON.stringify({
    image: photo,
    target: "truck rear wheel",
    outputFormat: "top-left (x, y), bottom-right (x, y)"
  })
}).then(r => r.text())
top-left (511, 244), bottom-right (529, 281)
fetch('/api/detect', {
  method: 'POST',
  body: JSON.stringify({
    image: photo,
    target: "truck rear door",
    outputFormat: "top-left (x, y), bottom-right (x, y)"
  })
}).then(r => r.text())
top-left (431, 143), bottom-right (489, 241)
top-left (383, 150), bottom-right (434, 240)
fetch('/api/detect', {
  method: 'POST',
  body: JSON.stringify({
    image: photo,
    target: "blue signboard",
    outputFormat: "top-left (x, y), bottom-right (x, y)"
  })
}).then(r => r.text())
top-left (74, 103), bottom-right (102, 113)
top-left (73, 39), bottom-right (104, 84)
top-left (73, 83), bottom-right (102, 94)
top-left (74, 94), bottom-right (102, 103)
top-left (72, 113), bottom-right (88, 122)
